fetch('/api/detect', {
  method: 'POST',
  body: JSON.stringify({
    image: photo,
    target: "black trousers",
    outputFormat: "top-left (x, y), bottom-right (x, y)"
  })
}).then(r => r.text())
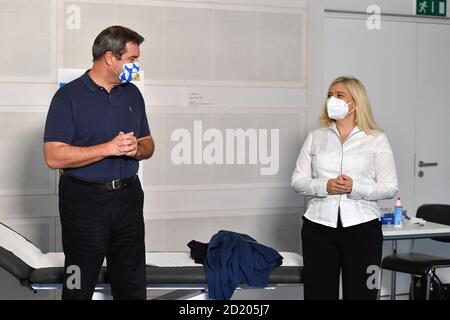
top-left (58, 174), bottom-right (146, 300)
top-left (301, 213), bottom-right (382, 300)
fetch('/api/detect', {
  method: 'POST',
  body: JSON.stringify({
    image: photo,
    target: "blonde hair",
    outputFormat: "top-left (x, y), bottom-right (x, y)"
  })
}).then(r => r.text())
top-left (319, 76), bottom-right (381, 135)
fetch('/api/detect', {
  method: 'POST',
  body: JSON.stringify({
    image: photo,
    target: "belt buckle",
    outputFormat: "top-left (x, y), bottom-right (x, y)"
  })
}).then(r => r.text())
top-left (112, 180), bottom-right (121, 190)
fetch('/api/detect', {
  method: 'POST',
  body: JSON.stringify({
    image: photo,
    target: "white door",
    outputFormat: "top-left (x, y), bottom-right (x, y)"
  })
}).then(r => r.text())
top-left (324, 14), bottom-right (450, 291)
top-left (323, 14), bottom-right (417, 212)
top-left (414, 23), bottom-right (450, 208)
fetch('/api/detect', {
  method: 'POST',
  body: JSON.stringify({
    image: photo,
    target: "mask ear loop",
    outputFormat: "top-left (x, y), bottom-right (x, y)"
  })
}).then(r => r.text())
top-left (111, 65), bottom-right (121, 79)
top-left (347, 100), bottom-right (357, 115)
top-left (108, 55), bottom-right (123, 80)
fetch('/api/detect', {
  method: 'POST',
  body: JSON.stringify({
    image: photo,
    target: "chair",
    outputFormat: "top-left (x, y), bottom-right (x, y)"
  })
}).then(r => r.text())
top-left (381, 204), bottom-right (450, 300)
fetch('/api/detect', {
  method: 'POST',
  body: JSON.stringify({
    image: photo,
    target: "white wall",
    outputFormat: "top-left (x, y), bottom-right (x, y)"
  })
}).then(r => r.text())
top-left (0, 0), bottom-right (448, 299)
top-left (324, 0), bottom-right (450, 16)
top-left (0, 0), bottom-right (308, 299)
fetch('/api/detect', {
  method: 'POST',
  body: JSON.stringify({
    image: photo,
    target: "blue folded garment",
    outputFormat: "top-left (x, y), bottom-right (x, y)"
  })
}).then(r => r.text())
top-left (205, 230), bottom-right (283, 300)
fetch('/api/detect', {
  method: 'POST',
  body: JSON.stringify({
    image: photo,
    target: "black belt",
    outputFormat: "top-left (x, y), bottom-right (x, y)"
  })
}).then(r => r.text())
top-left (62, 173), bottom-right (137, 191)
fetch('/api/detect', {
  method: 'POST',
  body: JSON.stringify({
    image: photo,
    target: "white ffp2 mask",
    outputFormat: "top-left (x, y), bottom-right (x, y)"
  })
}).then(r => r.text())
top-left (326, 96), bottom-right (355, 120)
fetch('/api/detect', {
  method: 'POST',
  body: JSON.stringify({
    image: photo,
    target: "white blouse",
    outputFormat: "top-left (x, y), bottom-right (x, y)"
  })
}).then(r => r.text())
top-left (291, 122), bottom-right (399, 228)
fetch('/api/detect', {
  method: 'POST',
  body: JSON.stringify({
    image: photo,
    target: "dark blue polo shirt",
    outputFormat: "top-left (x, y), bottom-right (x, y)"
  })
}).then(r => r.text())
top-left (44, 70), bottom-right (150, 182)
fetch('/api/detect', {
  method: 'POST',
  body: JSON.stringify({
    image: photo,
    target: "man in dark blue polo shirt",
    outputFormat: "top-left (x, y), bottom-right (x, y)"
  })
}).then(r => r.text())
top-left (43, 26), bottom-right (154, 300)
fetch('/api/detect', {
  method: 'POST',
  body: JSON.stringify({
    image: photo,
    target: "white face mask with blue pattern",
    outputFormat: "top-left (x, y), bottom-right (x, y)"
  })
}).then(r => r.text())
top-left (113, 61), bottom-right (140, 83)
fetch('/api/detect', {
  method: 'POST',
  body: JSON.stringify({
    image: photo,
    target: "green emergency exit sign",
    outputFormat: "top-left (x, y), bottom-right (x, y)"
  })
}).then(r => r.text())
top-left (416, 0), bottom-right (447, 16)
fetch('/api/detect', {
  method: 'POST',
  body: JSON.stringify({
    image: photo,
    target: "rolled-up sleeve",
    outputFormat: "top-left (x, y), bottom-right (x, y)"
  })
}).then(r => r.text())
top-left (349, 133), bottom-right (399, 201)
top-left (291, 132), bottom-right (328, 197)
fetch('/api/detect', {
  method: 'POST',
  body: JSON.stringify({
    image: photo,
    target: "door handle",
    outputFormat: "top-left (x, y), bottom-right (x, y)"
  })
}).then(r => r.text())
top-left (418, 161), bottom-right (438, 168)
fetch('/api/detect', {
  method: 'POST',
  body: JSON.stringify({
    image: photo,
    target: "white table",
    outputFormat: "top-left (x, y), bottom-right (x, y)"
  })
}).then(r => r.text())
top-left (383, 220), bottom-right (450, 254)
top-left (383, 221), bottom-right (450, 242)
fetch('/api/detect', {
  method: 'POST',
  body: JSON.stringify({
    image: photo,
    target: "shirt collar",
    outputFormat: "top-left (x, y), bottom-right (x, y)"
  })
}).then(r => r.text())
top-left (80, 70), bottom-right (128, 92)
top-left (80, 70), bottom-right (100, 92)
top-left (329, 121), bottom-right (362, 137)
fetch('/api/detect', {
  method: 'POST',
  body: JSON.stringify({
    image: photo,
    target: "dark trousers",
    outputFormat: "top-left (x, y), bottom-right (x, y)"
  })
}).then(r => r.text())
top-left (301, 213), bottom-right (382, 300)
top-left (58, 174), bottom-right (146, 300)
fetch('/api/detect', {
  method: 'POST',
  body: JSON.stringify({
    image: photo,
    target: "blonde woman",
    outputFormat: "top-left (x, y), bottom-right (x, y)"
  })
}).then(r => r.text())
top-left (291, 76), bottom-right (398, 300)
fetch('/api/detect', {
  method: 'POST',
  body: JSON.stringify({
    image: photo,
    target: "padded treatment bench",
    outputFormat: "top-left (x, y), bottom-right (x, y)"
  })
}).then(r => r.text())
top-left (0, 222), bottom-right (303, 299)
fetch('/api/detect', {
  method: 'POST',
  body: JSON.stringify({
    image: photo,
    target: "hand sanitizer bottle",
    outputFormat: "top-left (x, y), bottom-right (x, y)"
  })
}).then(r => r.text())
top-left (394, 197), bottom-right (403, 228)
